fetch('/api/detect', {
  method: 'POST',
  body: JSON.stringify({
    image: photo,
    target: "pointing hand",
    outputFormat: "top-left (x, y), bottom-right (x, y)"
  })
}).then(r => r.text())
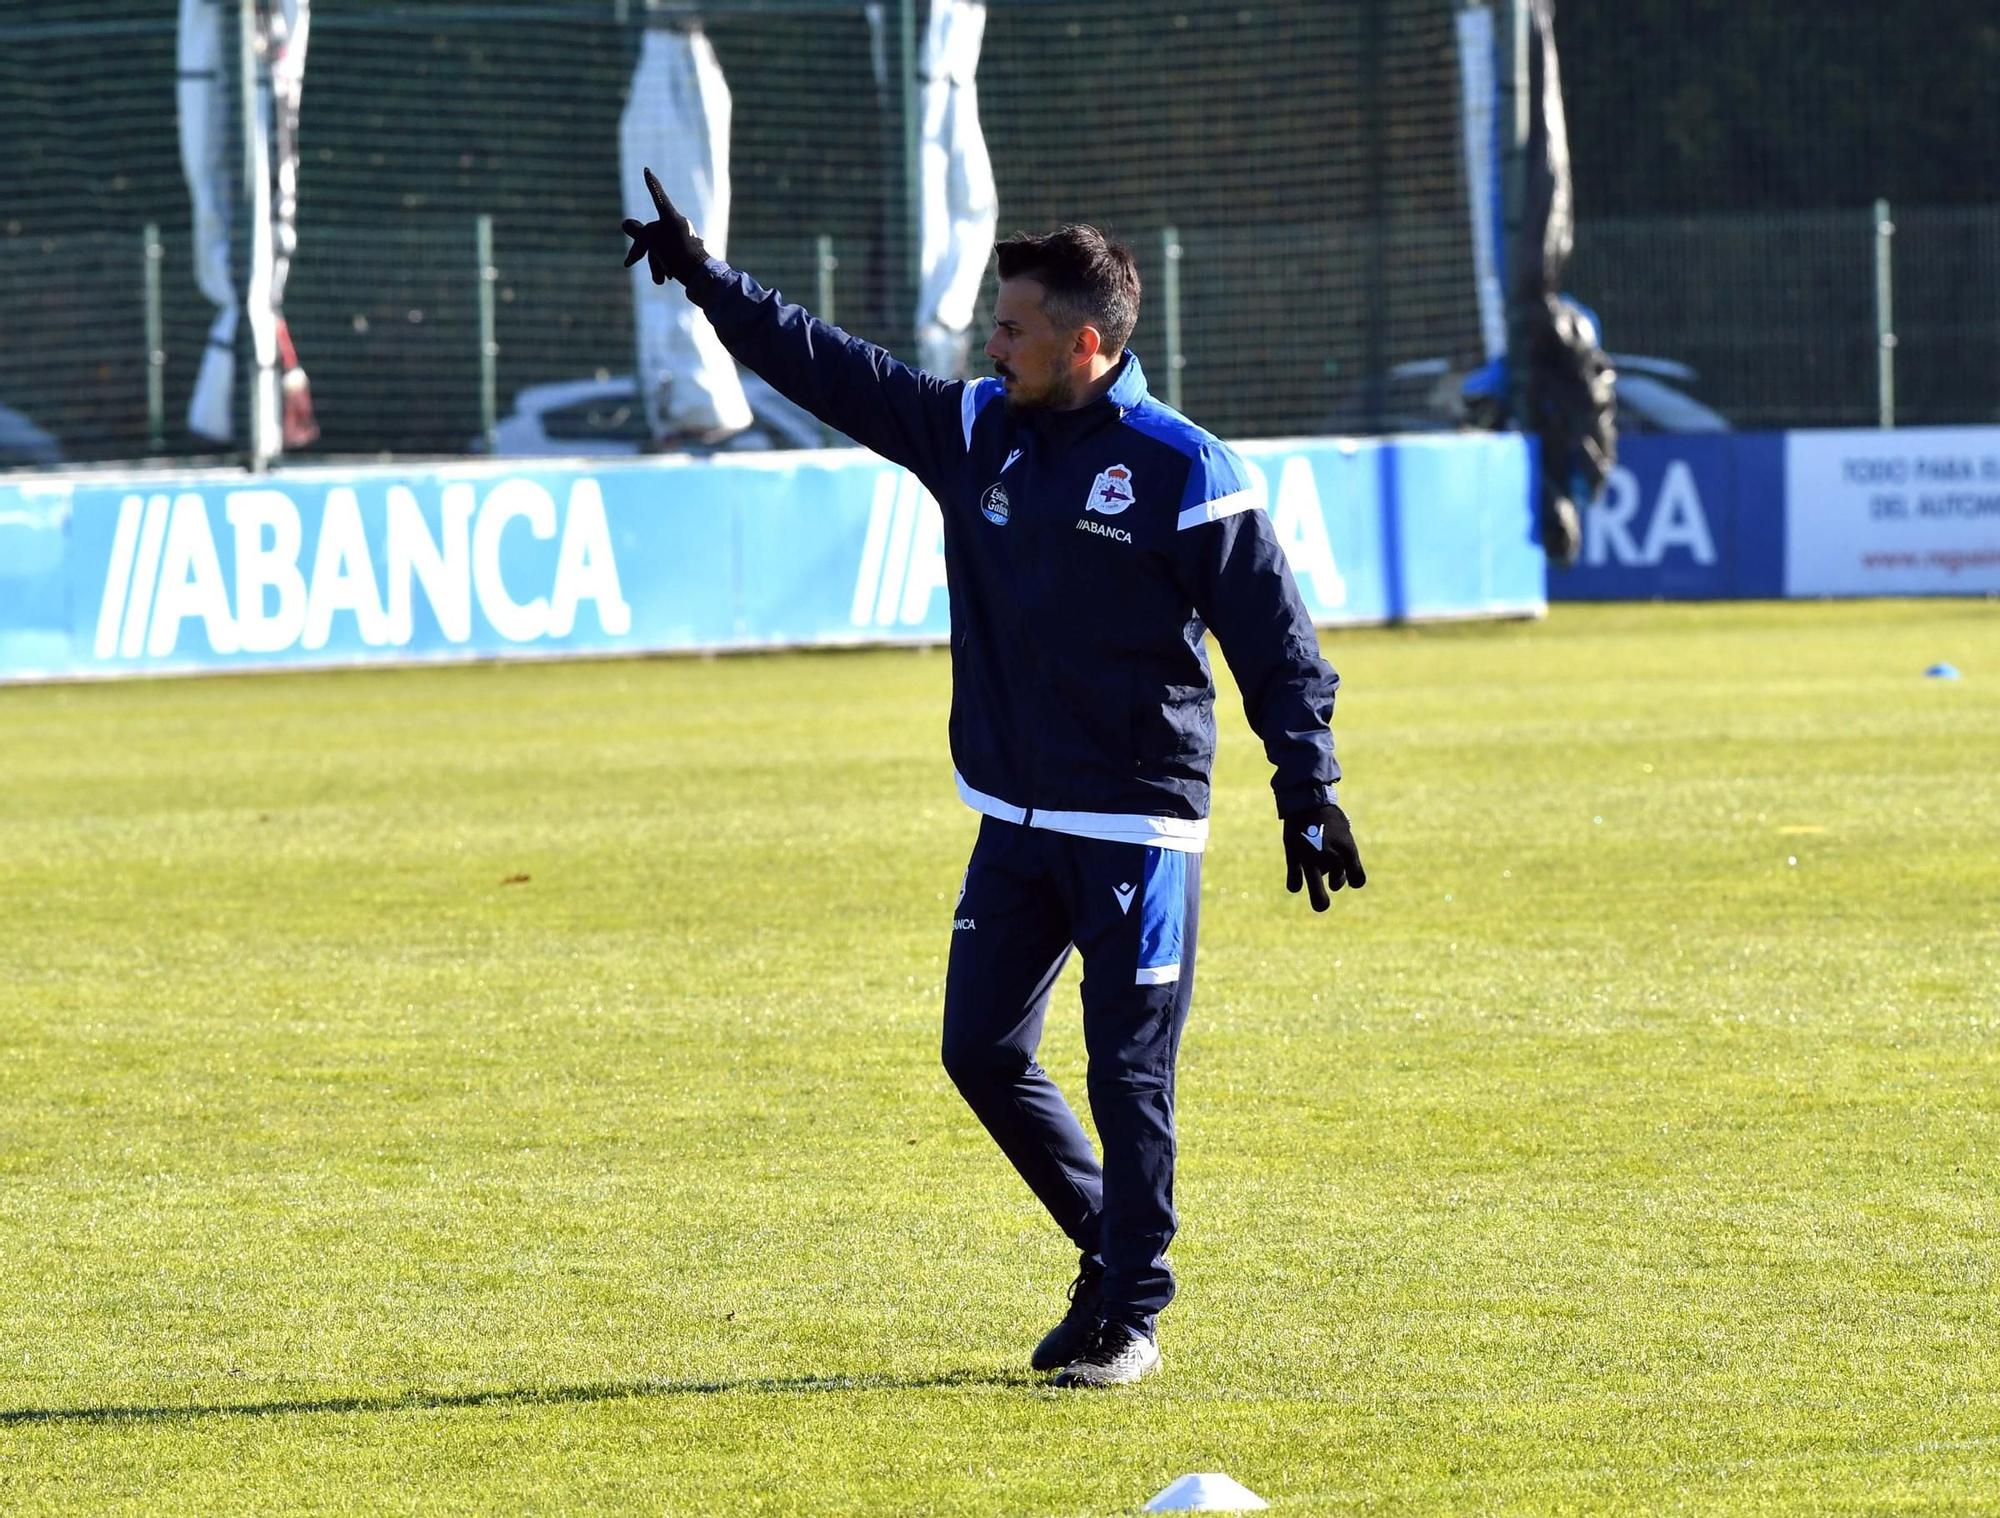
top-left (620, 167), bottom-right (707, 286)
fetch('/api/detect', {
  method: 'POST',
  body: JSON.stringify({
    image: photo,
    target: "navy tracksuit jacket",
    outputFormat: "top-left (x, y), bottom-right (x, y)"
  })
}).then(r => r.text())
top-left (686, 258), bottom-right (1343, 1330)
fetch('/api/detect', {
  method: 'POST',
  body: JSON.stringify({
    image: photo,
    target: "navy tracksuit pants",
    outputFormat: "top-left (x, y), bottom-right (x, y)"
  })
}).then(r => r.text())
top-left (941, 816), bottom-right (1201, 1331)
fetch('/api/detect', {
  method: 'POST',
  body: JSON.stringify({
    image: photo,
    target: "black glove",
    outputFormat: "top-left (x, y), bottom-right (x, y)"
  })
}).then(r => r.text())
top-left (620, 167), bottom-right (708, 286)
top-left (1282, 803), bottom-right (1365, 912)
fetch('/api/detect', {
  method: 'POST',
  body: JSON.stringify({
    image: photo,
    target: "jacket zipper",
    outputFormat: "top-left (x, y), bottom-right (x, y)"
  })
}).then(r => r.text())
top-left (1019, 429), bottom-right (1042, 826)
top-left (1013, 397), bottom-right (1127, 829)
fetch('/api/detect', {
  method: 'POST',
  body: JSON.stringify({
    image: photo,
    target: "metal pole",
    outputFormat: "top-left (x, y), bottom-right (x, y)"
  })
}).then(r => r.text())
top-left (898, 0), bottom-right (920, 357)
top-left (238, 0), bottom-right (271, 467)
top-left (816, 233), bottom-right (838, 326)
top-left (1360, 0), bottom-right (1389, 429)
top-left (816, 233), bottom-right (839, 445)
top-left (1499, 0), bottom-right (1531, 428)
top-left (143, 221), bottom-right (165, 452)
top-left (1874, 197), bottom-right (1896, 429)
top-left (476, 213), bottom-right (498, 452)
top-left (1161, 227), bottom-right (1184, 412)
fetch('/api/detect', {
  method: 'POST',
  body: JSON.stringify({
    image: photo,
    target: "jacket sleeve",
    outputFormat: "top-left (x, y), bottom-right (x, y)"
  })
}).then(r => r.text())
top-left (683, 257), bottom-right (975, 484)
top-left (1171, 442), bottom-right (1342, 817)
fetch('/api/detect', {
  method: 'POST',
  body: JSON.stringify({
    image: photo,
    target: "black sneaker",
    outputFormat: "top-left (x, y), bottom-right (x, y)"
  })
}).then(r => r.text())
top-left (1029, 1258), bottom-right (1105, 1372)
top-left (1050, 1318), bottom-right (1161, 1388)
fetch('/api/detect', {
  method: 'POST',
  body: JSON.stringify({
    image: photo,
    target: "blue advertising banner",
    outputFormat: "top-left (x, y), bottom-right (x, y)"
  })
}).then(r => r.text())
top-left (1550, 433), bottom-right (1785, 601)
top-left (0, 433), bottom-right (1543, 683)
top-left (1551, 427), bottom-right (2000, 602)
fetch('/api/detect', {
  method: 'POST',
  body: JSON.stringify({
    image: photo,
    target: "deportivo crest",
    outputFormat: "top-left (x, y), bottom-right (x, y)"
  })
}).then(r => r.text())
top-left (980, 482), bottom-right (1011, 526)
top-left (1086, 463), bottom-right (1135, 516)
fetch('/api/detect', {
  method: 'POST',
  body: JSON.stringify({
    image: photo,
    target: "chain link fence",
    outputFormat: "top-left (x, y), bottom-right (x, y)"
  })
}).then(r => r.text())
top-left (0, 0), bottom-right (1482, 463)
top-left (1568, 205), bottom-right (2000, 432)
top-left (3, 1), bottom-right (1996, 467)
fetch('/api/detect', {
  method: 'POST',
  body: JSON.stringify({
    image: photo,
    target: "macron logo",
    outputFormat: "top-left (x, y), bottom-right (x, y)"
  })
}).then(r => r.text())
top-left (1112, 882), bottom-right (1137, 915)
top-left (1002, 447), bottom-right (1024, 474)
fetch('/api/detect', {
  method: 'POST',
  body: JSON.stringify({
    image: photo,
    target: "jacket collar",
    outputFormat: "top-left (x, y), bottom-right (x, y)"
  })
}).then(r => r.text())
top-left (1105, 350), bottom-right (1150, 410)
top-left (1021, 351), bottom-right (1149, 444)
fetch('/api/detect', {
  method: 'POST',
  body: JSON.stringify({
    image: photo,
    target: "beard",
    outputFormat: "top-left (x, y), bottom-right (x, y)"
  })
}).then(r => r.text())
top-left (997, 364), bottom-right (1079, 413)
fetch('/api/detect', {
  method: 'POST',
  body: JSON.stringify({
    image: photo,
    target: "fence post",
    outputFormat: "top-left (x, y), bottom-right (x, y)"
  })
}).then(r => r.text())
top-left (898, 0), bottom-right (920, 357)
top-left (1500, 0), bottom-right (1532, 432)
top-left (1873, 197), bottom-right (1896, 429)
top-left (1161, 226), bottom-right (1185, 411)
top-left (816, 234), bottom-right (840, 446)
top-left (816, 233), bottom-right (838, 327)
top-left (476, 213), bottom-right (498, 452)
top-left (143, 221), bottom-right (165, 452)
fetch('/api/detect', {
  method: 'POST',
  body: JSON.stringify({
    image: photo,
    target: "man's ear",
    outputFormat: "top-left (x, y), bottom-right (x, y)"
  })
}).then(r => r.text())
top-left (1072, 324), bottom-right (1104, 364)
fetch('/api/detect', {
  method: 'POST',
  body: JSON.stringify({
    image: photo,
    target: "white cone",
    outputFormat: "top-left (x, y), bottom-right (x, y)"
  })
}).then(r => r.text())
top-left (1144, 1473), bottom-right (1269, 1512)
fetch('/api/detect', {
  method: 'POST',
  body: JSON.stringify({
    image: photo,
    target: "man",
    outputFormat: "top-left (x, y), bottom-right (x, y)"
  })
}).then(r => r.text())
top-left (624, 174), bottom-right (1364, 1388)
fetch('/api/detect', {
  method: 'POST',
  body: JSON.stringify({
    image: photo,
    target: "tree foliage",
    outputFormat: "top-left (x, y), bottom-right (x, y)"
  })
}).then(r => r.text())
top-left (1558, 0), bottom-right (2000, 214)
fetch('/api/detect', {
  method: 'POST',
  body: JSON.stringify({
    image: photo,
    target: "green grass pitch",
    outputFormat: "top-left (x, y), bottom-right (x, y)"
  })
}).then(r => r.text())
top-left (2, 599), bottom-right (1996, 1515)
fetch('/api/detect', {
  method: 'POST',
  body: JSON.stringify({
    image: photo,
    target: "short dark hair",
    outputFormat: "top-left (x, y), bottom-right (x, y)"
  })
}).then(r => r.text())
top-left (994, 224), bottom-right (1141, 357)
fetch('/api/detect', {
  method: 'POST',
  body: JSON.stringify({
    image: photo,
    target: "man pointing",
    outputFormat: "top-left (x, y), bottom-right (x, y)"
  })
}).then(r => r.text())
top-left (625, 174), bottom-right (1364, 1387)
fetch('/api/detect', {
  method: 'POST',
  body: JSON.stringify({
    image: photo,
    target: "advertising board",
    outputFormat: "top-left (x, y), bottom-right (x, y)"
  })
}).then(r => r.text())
top-left (0, 434), bottom-right (1544, 683)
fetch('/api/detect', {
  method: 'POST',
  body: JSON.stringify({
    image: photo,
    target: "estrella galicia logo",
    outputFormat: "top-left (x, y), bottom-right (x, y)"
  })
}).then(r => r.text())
top-left (1087, 463), bottom-right (1135, 516)
top-left (980, 482), bottom-right (1011, 526)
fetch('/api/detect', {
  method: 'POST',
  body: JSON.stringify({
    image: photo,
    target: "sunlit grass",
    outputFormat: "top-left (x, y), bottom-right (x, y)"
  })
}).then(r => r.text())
top-left (1, 600), bottom-right (1995, 1514)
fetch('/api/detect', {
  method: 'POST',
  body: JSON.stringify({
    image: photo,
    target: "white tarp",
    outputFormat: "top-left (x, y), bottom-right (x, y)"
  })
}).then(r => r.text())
top-left (915, 0), bottom-right (995, 379)
top-left (177, 0), bottom-right (315, 452)
top-left (177, 0), bottom-right (235, 442)
top-left (620, 19), bottom-right (752, 442)
top-left (265, 0), bottom-right (316, 450)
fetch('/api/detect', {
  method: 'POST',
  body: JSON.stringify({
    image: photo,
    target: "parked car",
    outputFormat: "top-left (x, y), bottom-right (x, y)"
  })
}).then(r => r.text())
top-left (1323, 354), bottom-right (1729, 437)
top-left (0, 402), bottom-right (64, 468)
top-left (1603, 356), bottom-right (1730, 434)
top-left (480, 373), bottom-right (849, 457)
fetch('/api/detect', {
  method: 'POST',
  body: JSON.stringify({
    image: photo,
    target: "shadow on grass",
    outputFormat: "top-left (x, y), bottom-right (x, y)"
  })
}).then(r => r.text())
top-left (2, 1367), bottom-right (1039, 1428)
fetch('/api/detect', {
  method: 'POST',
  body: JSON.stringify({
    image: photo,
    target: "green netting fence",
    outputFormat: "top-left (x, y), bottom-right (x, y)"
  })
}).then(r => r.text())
top-left (4, 1), bottom-right (1996, 467)
top-left (1, 0), bottom-right (1479, 463)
